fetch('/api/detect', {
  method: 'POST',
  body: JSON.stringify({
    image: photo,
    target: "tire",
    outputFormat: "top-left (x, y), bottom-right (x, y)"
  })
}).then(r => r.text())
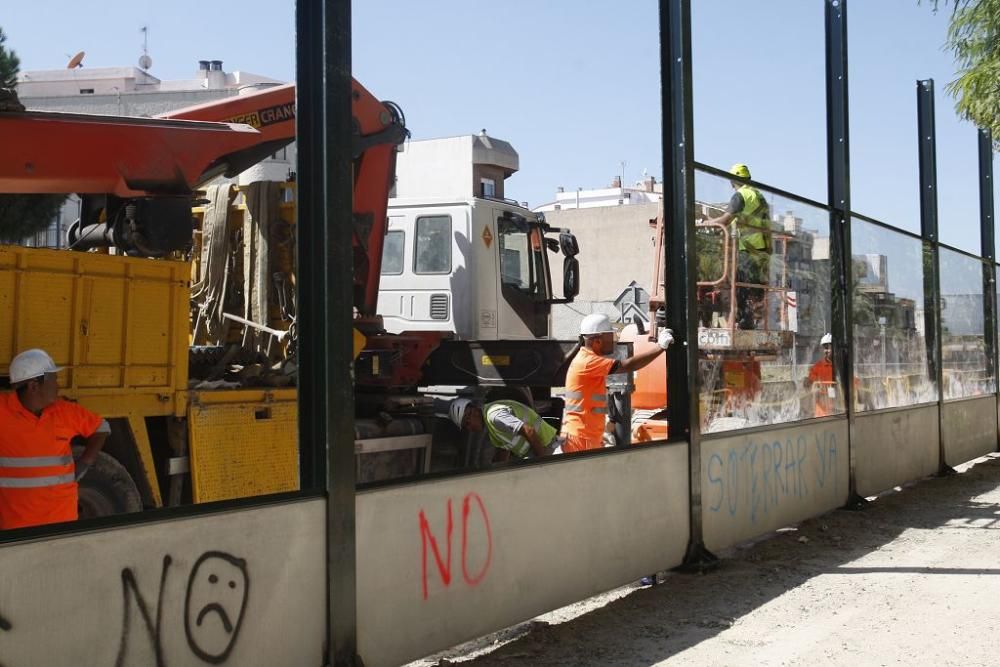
top-left (73, 446), bottom-right (143, 519)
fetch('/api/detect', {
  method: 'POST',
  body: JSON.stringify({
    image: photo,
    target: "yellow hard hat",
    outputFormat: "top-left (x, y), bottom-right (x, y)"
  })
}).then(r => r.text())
top-left (729, 163), bottom-right (751, 179)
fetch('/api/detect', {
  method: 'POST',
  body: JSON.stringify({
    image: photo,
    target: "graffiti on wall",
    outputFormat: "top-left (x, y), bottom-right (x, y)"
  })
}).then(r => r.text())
top-left (706, 427), bottom-right (840, 523)
top-left (115, 550), bottom-right (249, 666)
top-left (418, 492), bottom-right (493, 600)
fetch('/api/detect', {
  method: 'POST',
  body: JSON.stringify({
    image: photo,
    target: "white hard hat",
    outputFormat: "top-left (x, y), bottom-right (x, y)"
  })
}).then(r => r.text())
top-left (820, 333), bottom-right (833, 346)
top-left (449, 398), bottom-right (474, 428)
top-left (9, 349), bottom-right (63, 384)
top-left (580, 313), bottom-right (614, 336)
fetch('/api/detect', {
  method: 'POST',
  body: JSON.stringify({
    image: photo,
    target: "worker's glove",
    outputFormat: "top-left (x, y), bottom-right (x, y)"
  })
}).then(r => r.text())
top-left (657, 328), bottom-right (674, 350)
top-left (74, 460), bottom-right (91, 482)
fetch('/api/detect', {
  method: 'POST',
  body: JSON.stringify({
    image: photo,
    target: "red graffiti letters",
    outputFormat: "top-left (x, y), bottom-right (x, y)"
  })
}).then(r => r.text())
top-left (419, 492), bottom-right (493, 599)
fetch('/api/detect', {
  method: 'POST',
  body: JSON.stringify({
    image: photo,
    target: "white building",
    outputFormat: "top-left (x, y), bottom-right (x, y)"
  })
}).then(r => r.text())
top-left (14, 60), bottom-right (292, 247)
top-left (392, 131), bottom-right (520, 202)
top-left (533, 176), bottom-right (663, 213)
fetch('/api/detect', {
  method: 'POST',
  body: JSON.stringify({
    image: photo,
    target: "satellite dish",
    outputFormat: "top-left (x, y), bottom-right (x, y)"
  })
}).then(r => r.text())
top-left (139, 54), bottom-right (152, 70)
top-left (66, 51), bottom-right (85, 69)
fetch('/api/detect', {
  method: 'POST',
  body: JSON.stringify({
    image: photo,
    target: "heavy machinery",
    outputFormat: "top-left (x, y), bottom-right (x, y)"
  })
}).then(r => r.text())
top-left (624, 202), bottom-right (797, 440)
top-left (0, 81), bottom-right (580, 516)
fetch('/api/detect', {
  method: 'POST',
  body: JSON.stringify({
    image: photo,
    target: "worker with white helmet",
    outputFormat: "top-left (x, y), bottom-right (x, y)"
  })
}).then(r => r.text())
top-left (805, 333), bottom-right (837, 417)
top-left (450, 398), bottom-right (562, 460)
top-left (560, 313), bottom-right (673, 453)
top-left (704, 163), bottom-right (772, 330)
top-left (0, 349), bottom-right (110, 529)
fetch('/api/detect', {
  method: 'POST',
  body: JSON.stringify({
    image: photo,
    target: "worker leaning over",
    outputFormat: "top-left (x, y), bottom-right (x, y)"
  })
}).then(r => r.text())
top-left (0, 349), bottom-right (110, 529)
top-left (450, 398), bottom-right (562, 460)
top-left (704, 163), bottom-right (772, 330)
top-left (561, 313), bottom-right (673, 453)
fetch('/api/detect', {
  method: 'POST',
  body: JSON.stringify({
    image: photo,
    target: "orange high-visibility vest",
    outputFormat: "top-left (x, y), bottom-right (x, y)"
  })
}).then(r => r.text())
top-left (561, 347), bottom-right (616, 452)
top-left (0, 393), bottom-right (101, 529)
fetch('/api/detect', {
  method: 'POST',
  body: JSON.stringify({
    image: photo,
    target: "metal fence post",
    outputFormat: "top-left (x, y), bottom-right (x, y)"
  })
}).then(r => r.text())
top-left (296, 0), bottom-right (359, 664)
top-left (825, 0), bottom-right (865, 509)
top-left (916, 79), bottom-right (950, 475)
top-left (661, 0), bottom-right (715, 568)
top-left (979, 129), bottom-right (998, 447)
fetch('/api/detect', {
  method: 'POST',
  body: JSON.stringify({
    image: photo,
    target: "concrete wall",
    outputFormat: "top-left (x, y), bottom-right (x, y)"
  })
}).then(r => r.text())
top-left (702, 419), bottom-right (849, 552)
top-left (546, 202), bottom-right (661, 338)
top-left (356, 443), bottom-right (690, 667)
top-left (942, 396), bottom-right (998, 467)
top-left (0, 499), bottom-right (326, 664)
top-left (855, 404), bottom-right (940, 496)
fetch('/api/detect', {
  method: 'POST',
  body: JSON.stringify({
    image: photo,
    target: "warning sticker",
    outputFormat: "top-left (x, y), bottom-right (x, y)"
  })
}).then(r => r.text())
top-left (482, 226), bottom-right (494, 248)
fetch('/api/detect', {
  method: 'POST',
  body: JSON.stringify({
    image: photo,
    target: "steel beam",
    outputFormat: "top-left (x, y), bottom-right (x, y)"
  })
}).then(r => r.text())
top-left (980, 129), bottom-right (998, 445)
top-left (661, 0), bottom-right (714, 569)
top-left (296, 0), bottom-right (359, 664)
top-left (917, 79), bottom-right (949, 475)
top-left (825, 0), bottom-right (864, 508)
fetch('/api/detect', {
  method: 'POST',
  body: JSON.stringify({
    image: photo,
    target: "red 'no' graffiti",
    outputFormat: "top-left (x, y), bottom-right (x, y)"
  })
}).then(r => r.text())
top-left (419, 492), bottom-right (493, 599)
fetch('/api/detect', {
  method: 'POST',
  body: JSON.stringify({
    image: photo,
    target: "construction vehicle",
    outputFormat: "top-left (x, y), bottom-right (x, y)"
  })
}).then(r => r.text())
top-left (0, 81), bottom-right (580, 517)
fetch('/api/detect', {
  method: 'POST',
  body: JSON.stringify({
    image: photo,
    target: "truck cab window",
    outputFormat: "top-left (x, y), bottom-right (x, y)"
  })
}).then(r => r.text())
top-left (498, 216), bottom-right (545, 296)
top-left (381, 230), bottom-right (405, 275)
top-left (414, 216), bottom-right (451, 274)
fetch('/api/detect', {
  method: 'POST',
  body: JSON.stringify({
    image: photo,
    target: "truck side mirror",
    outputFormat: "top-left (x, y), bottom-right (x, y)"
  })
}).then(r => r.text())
top-left (559, 232), bottom-right (579, 257)
top-left (563, 256), bottom-right (580, 301)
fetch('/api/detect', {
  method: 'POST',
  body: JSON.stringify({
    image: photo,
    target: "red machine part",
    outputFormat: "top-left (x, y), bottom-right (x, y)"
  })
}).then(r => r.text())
top-left (0, 112), bottom-right (262, 197)
top-left (164, 79), bottom-right (405, 317)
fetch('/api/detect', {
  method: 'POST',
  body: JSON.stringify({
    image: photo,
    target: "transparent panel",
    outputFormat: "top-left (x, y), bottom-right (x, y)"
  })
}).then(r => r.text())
top-left (414, 216), bottom-right (452, 274)
top-left (694, 169), bottom-right (835, 433)
top-left (851, 220), bottom-right (936, 410)
top-left (381, 230), bottom-right (405, 275)
top-left (939, 248), bottom-right (993, 398)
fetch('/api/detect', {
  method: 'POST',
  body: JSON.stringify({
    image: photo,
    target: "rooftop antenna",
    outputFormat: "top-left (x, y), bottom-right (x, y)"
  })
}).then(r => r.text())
top-left (66, 51), bottom-right (85, 69)
top-left (138, 26), bottom-right (152, 70)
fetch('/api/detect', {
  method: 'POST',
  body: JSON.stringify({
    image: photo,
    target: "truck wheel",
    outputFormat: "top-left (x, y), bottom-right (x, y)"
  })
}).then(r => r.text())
top-left (73, 447), bottom-right (143, 519)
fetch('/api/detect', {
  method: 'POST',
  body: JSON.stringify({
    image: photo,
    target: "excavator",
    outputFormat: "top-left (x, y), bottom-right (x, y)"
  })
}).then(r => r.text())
top-left (0, 80), bottom-right (578, 515)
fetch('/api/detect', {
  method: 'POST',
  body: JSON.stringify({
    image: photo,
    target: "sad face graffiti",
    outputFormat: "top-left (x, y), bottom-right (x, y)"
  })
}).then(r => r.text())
top-left (184, 551), bottom-right (249, 663)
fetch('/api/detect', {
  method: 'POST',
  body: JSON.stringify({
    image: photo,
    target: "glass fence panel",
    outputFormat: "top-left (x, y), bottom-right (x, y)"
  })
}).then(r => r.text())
top-left (694, 169), bottom-right (834, 434)
top-left (851, 220), bottom-right (936, 410)
top-left (939, 248), bottom-right (993, 399)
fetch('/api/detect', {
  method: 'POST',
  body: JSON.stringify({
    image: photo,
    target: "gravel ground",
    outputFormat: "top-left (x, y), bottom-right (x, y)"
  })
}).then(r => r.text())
top-left (412, 453), bottom-right (1000, 667)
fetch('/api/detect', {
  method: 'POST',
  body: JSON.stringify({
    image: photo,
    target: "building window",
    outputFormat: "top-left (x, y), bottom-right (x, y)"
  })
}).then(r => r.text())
top-left (414, 216), bottom-right (452, 274)
top-left (79, 88), bottom-right (95, 94)
top-left (381, 230), bottom-right (405, 275)
top-left (480, 178), bottom-right (496, 198)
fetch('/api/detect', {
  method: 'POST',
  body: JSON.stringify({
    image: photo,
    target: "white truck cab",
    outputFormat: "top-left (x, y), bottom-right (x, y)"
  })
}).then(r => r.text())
top-left (378, 196), bottom-right (579, 340)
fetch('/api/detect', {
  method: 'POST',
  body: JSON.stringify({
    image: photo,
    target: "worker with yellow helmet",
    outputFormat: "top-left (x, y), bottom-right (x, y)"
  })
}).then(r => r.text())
top-left (705, 163), bottom-right (772, 330)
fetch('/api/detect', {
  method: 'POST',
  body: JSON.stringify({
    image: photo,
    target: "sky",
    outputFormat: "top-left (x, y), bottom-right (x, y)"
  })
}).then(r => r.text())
top-left (3, 0), bottom-right (998, 254)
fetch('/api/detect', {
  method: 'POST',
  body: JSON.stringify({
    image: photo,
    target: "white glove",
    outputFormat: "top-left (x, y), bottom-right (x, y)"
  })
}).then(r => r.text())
top-left (657, 328), bottom-right (674, 350)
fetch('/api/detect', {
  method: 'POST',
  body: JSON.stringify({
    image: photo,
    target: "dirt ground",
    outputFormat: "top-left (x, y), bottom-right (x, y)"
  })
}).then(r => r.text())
top-left (414, 453), bottom-right (1000, 666)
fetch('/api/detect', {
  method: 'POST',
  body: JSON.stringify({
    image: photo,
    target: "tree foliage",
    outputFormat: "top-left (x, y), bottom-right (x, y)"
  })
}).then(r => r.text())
top-left (0, 26), bottom-right (67, 242)
top-left (928, 0), bottom-right (1000, 147)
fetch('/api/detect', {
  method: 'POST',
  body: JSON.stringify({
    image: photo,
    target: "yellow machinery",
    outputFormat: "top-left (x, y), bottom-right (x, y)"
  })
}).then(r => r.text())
top-left (0, 185), bottom-right (300, 516)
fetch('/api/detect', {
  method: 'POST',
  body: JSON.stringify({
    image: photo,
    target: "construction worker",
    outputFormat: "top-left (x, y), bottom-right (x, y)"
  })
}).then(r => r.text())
top-left (0, 349), bottom-right (110, 529)
top-left (704, 163), bottom-right (772, 330)
top-left (560, 313), bottom-right (673, 453)
top-left (804, 333), bottom-right (839, 417)
top-left (450, 398), bottom-right (562, 460)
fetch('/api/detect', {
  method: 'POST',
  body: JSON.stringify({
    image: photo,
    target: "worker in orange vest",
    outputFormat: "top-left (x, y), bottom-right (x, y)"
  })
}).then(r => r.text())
top-left (560, 313), bottom-right (673, 453)
top-left (804, 333), bottom-right (840, 417)
top-left (0, 349), bottom-right (110, 529)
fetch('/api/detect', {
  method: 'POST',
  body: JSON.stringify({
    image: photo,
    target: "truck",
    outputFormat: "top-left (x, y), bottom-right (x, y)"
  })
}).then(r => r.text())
top-left (0, 81), bottom-right (580, 517)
